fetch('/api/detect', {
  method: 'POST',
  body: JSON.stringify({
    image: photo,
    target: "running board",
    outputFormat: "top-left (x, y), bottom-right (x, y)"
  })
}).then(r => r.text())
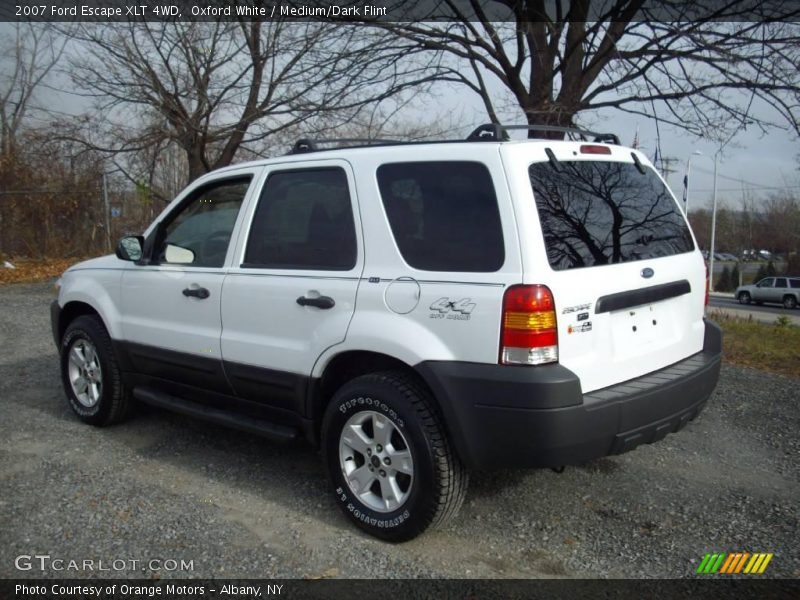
top-left (133, 386), bottom-right (298, 443)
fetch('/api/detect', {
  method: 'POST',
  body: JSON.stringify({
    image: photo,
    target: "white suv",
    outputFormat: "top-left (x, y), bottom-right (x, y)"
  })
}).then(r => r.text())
top-left (51, 125), bottom-right (722, 541)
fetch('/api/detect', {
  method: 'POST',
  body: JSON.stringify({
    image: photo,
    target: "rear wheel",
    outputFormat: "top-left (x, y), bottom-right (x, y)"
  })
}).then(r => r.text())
top-left (738, 291), bottom-right (751, 305)
top-left (322, 371), bottom-right (467, 542)
top-left (60, 315), bottom-right (133, 426)
top-left (783, 295), bottom-right (798, 309)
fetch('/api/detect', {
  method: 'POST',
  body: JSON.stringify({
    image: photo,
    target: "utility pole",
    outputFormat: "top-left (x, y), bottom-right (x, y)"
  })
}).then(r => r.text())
top-left (102, 171), bottom-right (112, 252)
top-left (709, 151), bottom-right (720, 292)
top-left (660, 156), bottom-right (678, 179)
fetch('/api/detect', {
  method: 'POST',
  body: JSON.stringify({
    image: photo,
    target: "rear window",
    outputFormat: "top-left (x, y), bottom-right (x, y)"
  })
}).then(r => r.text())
top-left (377, 161), bottom-right (504, 272)
top-left (529, 161), bottom-right (694, 271)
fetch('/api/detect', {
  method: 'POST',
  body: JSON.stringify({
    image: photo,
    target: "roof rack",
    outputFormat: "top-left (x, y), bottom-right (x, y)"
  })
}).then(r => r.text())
top-left (290, 137), bottom-right (402, 154)
top-left (288, 124), bottom-right (620, 154)
top-left (467, 124), bottom-right (620, 145)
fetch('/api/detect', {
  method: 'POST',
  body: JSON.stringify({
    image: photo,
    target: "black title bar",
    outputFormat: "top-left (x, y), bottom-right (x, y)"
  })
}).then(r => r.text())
top-left (3, 0), bottom-right (800, 22)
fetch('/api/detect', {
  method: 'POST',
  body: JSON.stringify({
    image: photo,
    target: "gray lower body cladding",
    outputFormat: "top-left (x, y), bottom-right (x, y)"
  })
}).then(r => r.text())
top-left (416, 319), bottom-right (722, 469)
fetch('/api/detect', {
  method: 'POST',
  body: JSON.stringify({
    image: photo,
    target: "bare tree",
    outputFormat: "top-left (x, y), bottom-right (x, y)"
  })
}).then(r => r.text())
top-left (0, 23), bottom-right (66, 155)
top-left (62, 21), bottom-right (440, 186)
top-left (381, 1), bottom-right (800, 138)
top-left (762, 191), bottom-right (800, 255)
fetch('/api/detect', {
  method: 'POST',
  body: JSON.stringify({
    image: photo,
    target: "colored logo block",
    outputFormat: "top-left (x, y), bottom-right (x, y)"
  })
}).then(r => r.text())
top-left (696, 552), bottom-right (773, 574)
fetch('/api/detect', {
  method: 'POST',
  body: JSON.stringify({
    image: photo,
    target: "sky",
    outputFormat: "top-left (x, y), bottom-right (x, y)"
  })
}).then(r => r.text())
top-left (608, 108), bottom-right (799, 213)
top-left (1, 21), bottom-right (797, 212)
top-left (436, 86), bottom-right (799, 212)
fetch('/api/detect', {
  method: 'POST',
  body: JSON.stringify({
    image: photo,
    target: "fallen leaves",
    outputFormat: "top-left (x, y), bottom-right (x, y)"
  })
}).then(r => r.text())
top-left (0, 257), bottom-right (85, 285)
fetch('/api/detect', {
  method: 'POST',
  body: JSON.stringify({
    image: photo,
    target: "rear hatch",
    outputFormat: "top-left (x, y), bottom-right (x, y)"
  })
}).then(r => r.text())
top-left (502, 143), bottom-right (706, 393)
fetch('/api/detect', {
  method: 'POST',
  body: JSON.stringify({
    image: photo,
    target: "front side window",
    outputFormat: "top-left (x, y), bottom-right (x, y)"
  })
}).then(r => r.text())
top-left (529, 161), bottom-right (694, 271)
top-left (243, 168), bottom-right (357, 270)
top-left (158, 177), bottom-right (251, 268)
top-left (758, 278), bottom-right (775, 288)
top-left (376, 161), bottom-right (504, 272)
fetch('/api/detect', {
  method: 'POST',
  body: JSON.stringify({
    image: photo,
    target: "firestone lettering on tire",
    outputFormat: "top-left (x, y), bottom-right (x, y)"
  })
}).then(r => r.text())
top-left (337, 488), bottom-right (410, 528)
top-left (339, 396), bottom-right (404, 427)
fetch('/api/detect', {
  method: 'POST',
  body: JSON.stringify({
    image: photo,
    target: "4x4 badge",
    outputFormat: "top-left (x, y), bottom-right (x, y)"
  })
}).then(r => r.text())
top-left (429, 297), bottom-right (476, 320)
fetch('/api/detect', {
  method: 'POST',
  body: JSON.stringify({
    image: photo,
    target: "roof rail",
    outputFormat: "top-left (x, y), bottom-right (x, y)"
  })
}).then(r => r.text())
top-left (289, 137), bottom-right (402, 154)
top-left (466, 123), bottom-right (620, 145)
top-left (288, 125), bottom-right (620, 154)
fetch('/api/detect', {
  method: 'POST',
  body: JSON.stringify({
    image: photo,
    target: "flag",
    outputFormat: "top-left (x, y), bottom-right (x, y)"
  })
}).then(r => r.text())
top-left (682, 173), bottom-right (689, 205)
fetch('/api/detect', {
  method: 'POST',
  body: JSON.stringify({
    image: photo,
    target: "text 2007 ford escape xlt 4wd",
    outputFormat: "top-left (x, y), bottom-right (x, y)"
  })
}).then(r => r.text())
top-left (51, 124), bottom-right (721, 541)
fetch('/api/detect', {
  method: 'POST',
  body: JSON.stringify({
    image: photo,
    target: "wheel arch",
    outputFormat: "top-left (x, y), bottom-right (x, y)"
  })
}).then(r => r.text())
top-left (58, 301), bottom-right (107, 343)
top-left (307, 350), bottom-right (445, 447)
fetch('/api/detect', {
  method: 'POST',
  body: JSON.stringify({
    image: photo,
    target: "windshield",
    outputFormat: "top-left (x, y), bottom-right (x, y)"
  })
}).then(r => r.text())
top-left (529, 160), bottom-right (694, 271)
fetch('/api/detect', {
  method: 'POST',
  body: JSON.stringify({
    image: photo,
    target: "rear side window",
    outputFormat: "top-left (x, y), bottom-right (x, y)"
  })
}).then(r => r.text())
top-left (377, 161), bottom-right (504, 272)
top-left (775, 278), bottom-right (787, 288)
top-left (791, 280), bottom-right (800, 289)
top-left (243, 168), bottom-right (357, 270)
top-left (529, 161), bottom-right (694, 270)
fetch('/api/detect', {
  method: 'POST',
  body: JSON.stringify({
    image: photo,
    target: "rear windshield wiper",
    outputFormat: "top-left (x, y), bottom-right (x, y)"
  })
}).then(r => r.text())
top-left (631, 152), bottom-right (646, 174)
top-left (545, 148), bottom-right (561, 172)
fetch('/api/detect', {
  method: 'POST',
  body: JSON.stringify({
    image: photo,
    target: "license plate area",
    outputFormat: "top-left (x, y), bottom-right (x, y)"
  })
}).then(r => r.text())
top-left (611, 304), bottom-right (663, 357)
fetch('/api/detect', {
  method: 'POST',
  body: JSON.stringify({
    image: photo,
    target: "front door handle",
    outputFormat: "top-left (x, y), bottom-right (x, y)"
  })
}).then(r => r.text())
top-left (296, 295), bottom-right (335, 309)
top-left (183, 287), bottom-right (210, 299)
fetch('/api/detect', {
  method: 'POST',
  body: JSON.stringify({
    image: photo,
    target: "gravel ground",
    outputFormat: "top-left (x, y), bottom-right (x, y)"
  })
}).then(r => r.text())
top-left (1, 282), bottom-right (798, 579)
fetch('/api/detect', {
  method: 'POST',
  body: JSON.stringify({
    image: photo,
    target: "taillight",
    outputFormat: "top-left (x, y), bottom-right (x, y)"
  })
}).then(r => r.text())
top-left (500, 285), bottom-right (558, 365)
top-left (705, 264), bottom-right (710, 306)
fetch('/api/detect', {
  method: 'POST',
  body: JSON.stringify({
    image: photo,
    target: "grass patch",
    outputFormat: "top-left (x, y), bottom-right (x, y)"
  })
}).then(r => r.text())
top-left (708, 309), bottom-right (800, 378)
top-left (0, 258), bottom-right (83, 285)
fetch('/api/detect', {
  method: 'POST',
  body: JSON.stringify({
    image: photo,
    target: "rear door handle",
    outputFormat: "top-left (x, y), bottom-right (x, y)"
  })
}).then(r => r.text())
top-left (296, 295), bottom-right (335, 309)
top-left (183, 287), bottom-right (210, 299)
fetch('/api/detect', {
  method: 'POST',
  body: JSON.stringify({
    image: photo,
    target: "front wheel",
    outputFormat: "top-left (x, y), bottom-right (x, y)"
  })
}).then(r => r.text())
top-left (60, 315), bottom-right (133, 426)
top-left (738, 291), bottom-right (751, 305)
top-left (322, 371), bottom-right (467, 542)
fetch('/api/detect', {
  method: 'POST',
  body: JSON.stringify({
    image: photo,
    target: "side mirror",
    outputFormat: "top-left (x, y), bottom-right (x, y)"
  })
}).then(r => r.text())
top-left (116, 236), bottom-right (144, 262)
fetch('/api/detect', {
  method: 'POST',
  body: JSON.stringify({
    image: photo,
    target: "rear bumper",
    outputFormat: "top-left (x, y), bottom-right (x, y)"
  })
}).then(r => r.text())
top-left (416, 319), bottom-right (722, 470)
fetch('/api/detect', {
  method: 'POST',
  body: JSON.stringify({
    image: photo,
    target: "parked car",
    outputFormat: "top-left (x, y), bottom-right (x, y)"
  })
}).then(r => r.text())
top-left (736, 277), bottom-right (800, 309)
top-left (51, 123), bottom-right (721, 541)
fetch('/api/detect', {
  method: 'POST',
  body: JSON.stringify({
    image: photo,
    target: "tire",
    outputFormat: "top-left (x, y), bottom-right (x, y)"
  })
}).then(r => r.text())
top-left (321, 371), bottom-right (468, 542)
top-left (738, 291), bottom-right (751, 305)
top-left (60, 315), bottom-right (133, 426)
top-left (783, 295), bottom-right (798, 310)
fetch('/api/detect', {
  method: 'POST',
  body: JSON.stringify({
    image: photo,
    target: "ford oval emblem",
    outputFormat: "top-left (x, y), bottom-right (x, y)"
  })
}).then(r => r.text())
top-left (641, 267), bottom-right (654, 279)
